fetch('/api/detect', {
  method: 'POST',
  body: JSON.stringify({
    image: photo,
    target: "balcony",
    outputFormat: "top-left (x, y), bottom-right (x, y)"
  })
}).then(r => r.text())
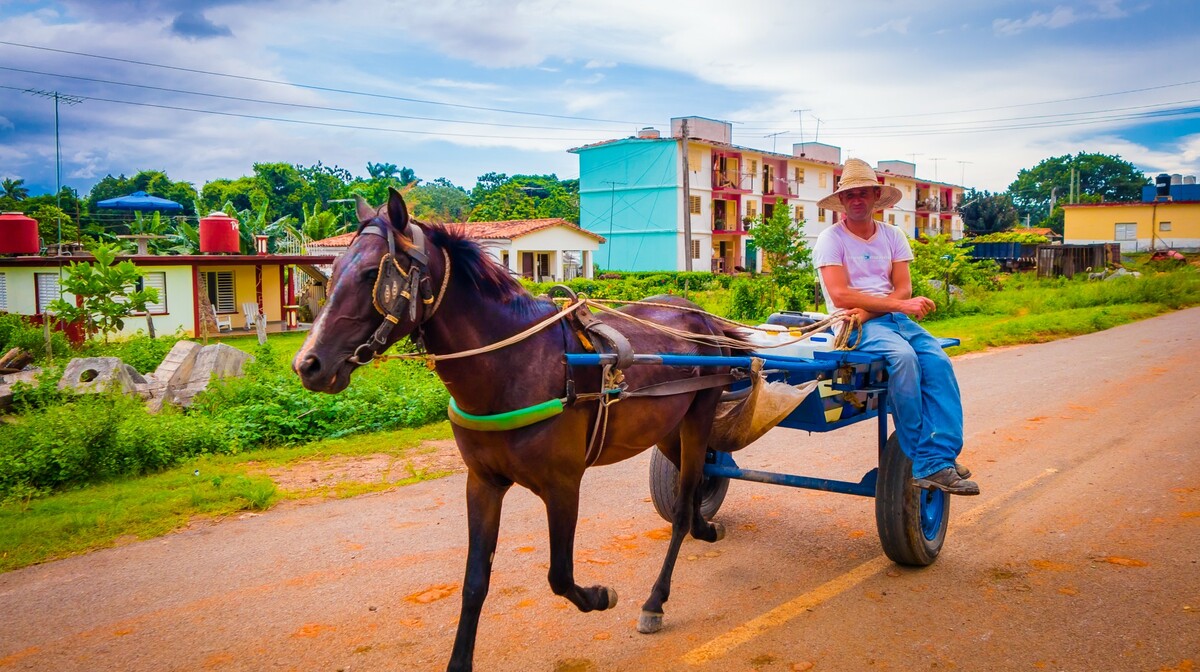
top-left (762, 175), bottom-right (796, 199)
top-left (712, 169), bottom-right (752, 193)
top-left (712, 218), bottom-right (748, 235)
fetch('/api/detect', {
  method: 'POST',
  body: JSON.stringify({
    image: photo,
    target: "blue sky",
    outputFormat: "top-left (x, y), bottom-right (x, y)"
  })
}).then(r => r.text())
top-left (2, 0), bottom-right (1199, 199)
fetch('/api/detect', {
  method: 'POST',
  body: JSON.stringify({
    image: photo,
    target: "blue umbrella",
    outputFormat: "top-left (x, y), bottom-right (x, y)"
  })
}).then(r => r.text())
top-left (96, 191), bottom-right (184, 212)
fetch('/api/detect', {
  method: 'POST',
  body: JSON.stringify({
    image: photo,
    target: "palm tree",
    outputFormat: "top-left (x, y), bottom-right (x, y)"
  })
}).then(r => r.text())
top-left (2, 178), bottom-right (29, 201)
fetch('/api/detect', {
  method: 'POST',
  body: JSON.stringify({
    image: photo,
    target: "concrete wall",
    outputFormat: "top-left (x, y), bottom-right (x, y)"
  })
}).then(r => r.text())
top-left (1065, 202), bottom-right (1200, 251)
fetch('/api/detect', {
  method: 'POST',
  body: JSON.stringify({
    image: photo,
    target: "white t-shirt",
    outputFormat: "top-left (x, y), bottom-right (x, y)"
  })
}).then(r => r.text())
top-left (811, 221), bottom-right (914, 312)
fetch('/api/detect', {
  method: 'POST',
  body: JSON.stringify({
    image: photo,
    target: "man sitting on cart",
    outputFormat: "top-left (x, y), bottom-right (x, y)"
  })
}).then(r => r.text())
top-left (812, 158), bottom-right (980, 496)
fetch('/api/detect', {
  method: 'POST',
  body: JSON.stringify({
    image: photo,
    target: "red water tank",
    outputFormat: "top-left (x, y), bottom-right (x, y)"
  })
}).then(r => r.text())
top-left (0, 212), bottom-right (40, 255)
top-left (199, 212), bottom-right (240, 253)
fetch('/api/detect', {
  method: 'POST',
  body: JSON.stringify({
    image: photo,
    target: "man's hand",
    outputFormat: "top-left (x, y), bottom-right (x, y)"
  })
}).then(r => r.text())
top-left (896, 296), bottom-right (936, 320)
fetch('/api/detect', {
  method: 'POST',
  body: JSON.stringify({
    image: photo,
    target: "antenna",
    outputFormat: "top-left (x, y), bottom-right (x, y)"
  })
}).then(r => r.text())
top-left (24, 89), bottom-right (83, 250)
top-left (956, 160), bottom-right (973, 186)
top-left (929, 157), bottom-right (945, 182)
top-left (791, 108), bottom-right (810, 154)
top-left (763, 131), bottom-right (786, 153)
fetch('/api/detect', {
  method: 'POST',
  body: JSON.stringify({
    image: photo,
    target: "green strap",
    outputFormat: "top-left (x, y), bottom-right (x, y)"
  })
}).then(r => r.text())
top-left (447, 396), bottom-right (565, 432)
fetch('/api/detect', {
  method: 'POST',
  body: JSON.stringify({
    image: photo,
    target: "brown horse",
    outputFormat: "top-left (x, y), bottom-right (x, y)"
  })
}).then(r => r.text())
top-left (293, 189), bottom-right (749, 671)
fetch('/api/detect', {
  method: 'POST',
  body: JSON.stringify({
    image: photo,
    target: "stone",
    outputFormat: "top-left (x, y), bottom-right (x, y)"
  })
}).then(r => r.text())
top-left (57, 357), bottom-right (146, 395)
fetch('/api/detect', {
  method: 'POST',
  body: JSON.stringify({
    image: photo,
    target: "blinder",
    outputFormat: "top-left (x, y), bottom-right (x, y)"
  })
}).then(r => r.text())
top-left (349, 220), bottom-right (436, 365)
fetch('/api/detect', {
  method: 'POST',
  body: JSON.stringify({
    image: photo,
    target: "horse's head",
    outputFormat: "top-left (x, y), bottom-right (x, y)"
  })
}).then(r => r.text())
top-left (293, 188), bottom-right (439, 393)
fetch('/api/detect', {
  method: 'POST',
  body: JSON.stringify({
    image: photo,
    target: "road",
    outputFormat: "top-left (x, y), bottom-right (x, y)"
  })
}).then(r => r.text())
top-left (2, 308), bottom-right (1198, 672)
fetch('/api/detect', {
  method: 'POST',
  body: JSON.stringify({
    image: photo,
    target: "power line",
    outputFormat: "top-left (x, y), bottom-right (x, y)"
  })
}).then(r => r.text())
top-left (0, 84), bottom-right (620, 142)
top-left (0, 65), bottom-right (632, 134)
top-left (0, 39), bottom-right (655, 126)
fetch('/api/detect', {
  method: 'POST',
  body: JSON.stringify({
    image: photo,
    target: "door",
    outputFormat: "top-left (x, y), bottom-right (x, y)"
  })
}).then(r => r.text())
top-left (521, 252), bottom-right (534, 279)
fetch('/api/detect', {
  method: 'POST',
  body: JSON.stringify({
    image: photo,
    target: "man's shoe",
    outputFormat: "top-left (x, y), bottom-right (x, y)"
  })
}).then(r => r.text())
top-left (955, 461), bottom-right (972, 479)
top-left (914, 467), bottom-right (980, 496)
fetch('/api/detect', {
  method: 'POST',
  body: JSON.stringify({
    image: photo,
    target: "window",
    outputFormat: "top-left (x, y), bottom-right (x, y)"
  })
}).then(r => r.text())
top-left (137, 272), bottom-right (167, 314)
top-left (746, 201), bottom-right (757, 219)
top-left (1160, 221), bottom-right (1172, 232)
top-left (794, 204), bottom-right (805, 221)
top-left (690, 239), bottom-right (701, 259)
top-left (749, 159), bottom-right (758, 174)
top-left (905, 214), bottom-right (911, 223)
top-left (0, 273), bottom-right (6, 312)
top-left (907, 184), bottom-right (912, 193)
top-left (1114, 223), bottom-right (1137, 241)
top-left (818, 208), bottom-right (827, 223)
top-left (794, 167), bottom-right (804, 184)
top-left (204, 271), bottom-right (235, 313)
top-left (689, 195), bottom-right (701, 215)
top-left (819, 172), bottom-right (828, 188)
top-left (688, 148), bottom-right (702, 172)
top-left (888, 214), bottom-right (896, 226)
top-left (36, 273), bottom-right (60, 314)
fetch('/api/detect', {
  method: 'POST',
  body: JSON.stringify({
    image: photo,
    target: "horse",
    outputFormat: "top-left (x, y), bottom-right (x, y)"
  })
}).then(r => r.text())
top-left (293, 189), bottom-right (750, 671)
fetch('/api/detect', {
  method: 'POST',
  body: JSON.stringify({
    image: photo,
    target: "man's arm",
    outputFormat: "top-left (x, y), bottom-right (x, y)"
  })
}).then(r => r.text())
top-left (818, 262), bottom-right (935, 320)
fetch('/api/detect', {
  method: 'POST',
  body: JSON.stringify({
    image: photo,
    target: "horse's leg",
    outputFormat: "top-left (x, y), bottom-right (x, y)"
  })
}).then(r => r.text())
top-left (543, 479), bottom-right (619, 613)
top-left (638, 389), bottom-right (723, 634)
top-left (447, 470), bottom-right (510, 672)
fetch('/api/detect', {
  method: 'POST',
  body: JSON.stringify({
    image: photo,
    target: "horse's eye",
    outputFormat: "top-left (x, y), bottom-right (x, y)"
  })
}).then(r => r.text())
top-left (364, 267), bottom-right (379, 283)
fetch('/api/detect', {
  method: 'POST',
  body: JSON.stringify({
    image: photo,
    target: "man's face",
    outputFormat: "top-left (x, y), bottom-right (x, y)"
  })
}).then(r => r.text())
top-left (838, 187), bottom-right (880, 222)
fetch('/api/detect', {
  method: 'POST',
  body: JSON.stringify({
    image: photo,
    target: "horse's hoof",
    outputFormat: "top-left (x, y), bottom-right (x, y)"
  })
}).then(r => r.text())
top-left (604, 586), bottom-right (618, 610)
top-left (637, 610), bottom-right (664, 634)
top-left (711, 521), bottom-right (726, 542)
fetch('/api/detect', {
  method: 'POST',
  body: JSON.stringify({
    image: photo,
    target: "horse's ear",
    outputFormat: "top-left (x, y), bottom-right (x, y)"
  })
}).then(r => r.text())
top-left (354, 195), bottom-right (375, 224)
top-left (386, 187), bottom-right (411, 235)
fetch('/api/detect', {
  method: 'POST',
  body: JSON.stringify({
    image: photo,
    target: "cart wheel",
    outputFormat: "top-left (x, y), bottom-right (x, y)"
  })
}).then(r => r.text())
top-left (875, 431), bottom-right (949, 566)
top-left (648, 448), bottom-right (730, 523)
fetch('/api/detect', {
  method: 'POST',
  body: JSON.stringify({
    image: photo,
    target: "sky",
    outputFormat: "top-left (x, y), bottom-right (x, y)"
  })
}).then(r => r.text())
top-left (2, 0), bottom-right (1200, 200)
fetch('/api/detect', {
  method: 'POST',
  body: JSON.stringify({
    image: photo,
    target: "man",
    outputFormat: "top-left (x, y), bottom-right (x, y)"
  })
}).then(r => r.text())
top-left (811, 158), bottom-right (979, 495)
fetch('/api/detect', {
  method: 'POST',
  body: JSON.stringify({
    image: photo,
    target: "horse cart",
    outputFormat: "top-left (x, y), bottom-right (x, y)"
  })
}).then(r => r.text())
top-left (565, 334), bottom-right (961, 567)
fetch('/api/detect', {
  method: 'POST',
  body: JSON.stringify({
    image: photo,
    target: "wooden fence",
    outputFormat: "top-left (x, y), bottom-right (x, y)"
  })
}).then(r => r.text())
top-left (1036, 243), bottom-right (1121, 278)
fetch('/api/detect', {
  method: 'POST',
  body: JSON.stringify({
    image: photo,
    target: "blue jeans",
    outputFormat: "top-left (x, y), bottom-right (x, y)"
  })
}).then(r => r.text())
top-left (853, 313), bottom-right (963, 479)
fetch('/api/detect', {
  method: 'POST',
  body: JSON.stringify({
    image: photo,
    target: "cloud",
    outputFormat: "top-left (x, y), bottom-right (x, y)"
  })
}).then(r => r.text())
top-left (860, 17), bottom-right (912, 36)
top-left (170, 11), bottom-right (233, 39)
top-left (585, 60), bottom-right (616, 69)
top-left (0, 115), bottom-right (13, 132)
top-left (993, 1), bottom-right (1128, 35)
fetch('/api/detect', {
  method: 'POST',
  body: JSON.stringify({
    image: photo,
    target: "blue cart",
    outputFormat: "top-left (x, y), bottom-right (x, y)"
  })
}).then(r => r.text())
top-left (565, 338), bottom-right (960, 567)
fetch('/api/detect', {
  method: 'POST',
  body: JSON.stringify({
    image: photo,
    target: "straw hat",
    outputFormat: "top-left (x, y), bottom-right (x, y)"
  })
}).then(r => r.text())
top-left (817, 158), bottom-right (903, 213)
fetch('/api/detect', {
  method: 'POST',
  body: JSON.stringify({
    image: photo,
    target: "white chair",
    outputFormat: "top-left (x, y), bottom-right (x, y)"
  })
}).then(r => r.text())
top-left (211, 305), bottom-right (233, 332)
top-left (242, 302), bottom-right (261, 331)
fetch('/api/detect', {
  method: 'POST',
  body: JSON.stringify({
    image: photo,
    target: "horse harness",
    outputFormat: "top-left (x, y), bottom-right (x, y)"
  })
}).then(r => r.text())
top-left (348, 218), bottom-right (450, 366)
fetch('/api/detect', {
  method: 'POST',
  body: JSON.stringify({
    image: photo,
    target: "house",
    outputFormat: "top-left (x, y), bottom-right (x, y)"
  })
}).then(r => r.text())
top-left (569, 117), bottom-right (966, 273)
top-left (1064, 175), bottom-right (1200, 251)
top-left (0, 249), bottom-right (333, 338)
top-left (310, 218), bottom-right (604, 282)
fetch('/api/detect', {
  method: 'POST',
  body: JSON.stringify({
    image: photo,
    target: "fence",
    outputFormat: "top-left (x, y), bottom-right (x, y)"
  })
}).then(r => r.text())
top-left (1036, 244), bottom-right (1120, 278)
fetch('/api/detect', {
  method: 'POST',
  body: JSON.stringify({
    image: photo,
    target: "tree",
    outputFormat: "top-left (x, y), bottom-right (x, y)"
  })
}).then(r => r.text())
top-left (46, 243), bottom-right (158, 343)
top-left (28, 204), bottom-right (78, 245)
top-left (408, 178), bottom-right (471, 223)
top-left (957, 189), bottom-right (1018, 235)
top-left (909, 234), bottom-right (996, 307)
top-left (750, 201), bottom-right (815, 310)
top-left (1007, 152), bottom-right (1148, 225)
top-left (2, 178), bottom-right (29, 201)
top-left (468, 174), bottom-right (580, 223)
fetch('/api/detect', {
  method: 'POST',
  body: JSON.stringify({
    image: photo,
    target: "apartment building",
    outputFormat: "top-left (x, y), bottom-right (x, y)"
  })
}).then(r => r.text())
top-left (571, 116), bottom-right (964, 272)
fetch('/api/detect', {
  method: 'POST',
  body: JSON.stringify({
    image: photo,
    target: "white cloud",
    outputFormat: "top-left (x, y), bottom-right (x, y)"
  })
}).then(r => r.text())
top-left (860, 17), bottom-right (912, 36)
top-left (993, 1), bottom-right (1128, 35)
top-left (585, 59), bottom-right (616, 69)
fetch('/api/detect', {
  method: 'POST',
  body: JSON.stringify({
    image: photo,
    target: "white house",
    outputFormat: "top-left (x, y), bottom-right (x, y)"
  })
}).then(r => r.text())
top-left (311, 218), bottom-right (605, 282)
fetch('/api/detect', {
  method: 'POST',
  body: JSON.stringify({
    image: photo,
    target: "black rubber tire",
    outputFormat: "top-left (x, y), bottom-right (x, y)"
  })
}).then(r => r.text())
top-left (875, 431), bottom-right (949, 566)
top-left (648, 448), bottom-right (730, 523)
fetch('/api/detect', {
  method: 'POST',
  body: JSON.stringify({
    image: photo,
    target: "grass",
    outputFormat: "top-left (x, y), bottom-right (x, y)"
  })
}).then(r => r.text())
top-left (0, 422), bottom-right (453, 573)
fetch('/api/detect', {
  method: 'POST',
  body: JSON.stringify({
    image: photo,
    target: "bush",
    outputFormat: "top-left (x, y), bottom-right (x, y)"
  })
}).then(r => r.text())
top-left (0, 313), bottom-right (70, 363)
top-left (0, 394), bottom-right (233, 499)
top-left (190, 343), bottom-right (449, 447)
top-left (78, 333), bottom-right (184, 374)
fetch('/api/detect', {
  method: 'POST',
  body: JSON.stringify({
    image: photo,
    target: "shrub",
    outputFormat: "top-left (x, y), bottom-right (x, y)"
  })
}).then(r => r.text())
top-left (0, 313), bottom-right (70, 363)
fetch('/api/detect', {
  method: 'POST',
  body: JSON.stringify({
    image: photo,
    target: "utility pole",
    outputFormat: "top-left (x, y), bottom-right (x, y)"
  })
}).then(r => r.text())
top-left (601, 181), bottom-right (625, 270)
top-left (25, 89), bottom-right (83, 249)
top-left (680, 119), bottom-right (693, 271)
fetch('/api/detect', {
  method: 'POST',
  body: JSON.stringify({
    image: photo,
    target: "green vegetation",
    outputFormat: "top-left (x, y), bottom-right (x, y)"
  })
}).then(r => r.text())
top-left (47, 243), bottom-right (160, 343)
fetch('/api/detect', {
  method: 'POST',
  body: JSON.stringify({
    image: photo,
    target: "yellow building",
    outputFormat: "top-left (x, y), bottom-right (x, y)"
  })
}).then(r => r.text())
top-left (1063, 201), bottom-right (1200, 252)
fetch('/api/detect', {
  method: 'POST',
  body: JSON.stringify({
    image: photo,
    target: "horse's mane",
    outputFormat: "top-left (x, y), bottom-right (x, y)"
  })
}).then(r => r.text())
top-left (422, 222), bottom-right (553, 317)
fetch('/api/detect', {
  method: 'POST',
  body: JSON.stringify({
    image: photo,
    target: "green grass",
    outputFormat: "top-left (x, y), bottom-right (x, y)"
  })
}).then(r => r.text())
top-left (0, 422), bottom-right (453, 573)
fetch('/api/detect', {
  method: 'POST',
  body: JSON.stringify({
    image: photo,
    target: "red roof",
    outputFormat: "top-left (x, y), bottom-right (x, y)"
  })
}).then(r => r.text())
top-left (310, 219), bottom-right (604, 247)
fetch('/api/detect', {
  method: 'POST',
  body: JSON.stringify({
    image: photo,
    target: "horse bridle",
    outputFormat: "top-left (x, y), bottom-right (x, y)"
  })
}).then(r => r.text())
top-left (347, 218), bottom-right (447, 365)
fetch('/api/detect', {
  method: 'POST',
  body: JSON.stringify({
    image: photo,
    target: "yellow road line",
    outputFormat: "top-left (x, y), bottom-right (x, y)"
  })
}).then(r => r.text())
top-left (681, 468), bottom-right (1059, 667)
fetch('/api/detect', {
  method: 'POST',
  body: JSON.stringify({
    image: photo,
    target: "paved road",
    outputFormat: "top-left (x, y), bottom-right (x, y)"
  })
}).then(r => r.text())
top-left (2, 309), bottom-right (1198, 672)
